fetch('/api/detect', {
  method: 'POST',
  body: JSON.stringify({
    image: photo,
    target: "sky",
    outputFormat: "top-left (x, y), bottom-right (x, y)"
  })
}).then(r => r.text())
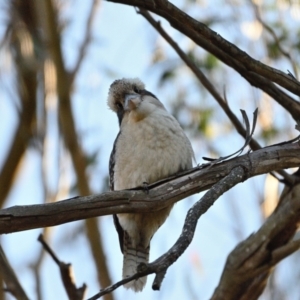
top-left (0, 0), bottom-right (299, 300)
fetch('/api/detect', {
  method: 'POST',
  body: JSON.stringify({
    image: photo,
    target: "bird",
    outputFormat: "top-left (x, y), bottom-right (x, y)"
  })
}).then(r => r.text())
top-left (108, 78), bottom-right (194, 292)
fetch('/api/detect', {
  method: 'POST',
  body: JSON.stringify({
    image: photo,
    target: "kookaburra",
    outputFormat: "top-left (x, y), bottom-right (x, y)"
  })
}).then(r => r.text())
top-left (108, 78), bottom-right (194, 292)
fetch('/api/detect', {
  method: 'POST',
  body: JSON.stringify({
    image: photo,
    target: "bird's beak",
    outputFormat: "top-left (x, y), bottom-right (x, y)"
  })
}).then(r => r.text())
top-left (124, 94), bottom-right (141, 111)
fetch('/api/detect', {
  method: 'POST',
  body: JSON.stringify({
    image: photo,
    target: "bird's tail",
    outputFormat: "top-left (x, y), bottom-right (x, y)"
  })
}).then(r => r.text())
top-left (122, 232), bottom-right (149, 292)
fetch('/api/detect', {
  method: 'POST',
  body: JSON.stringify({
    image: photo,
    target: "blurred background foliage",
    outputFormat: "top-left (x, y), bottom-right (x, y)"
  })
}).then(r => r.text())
top-left (0, 0), bottom-right (299, 299)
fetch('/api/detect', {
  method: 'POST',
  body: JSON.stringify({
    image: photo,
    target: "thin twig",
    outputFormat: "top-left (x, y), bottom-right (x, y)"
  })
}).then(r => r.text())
top-left (88, 275), bottom-right (142, 300)
top-left (0, 245), bottom-right (29, 300)
top-left (202, 109), bottom-right (258, 164)
top-left (252, 1), bottom-right (298, 79)
top-left (38, 234), bottom-right (87, 300)
top-left (70, 0), bottom-right (101, 82)
top-left (37, 234), bottom-right (60, 265)
top-left (88, 166), bottom-right (246, 299)
top-left (107, 0), bottom-right (300, 99)
top-left (138, 8), bottom-right (295, 183)
top-left (148, 166), bottom-right (246, 289)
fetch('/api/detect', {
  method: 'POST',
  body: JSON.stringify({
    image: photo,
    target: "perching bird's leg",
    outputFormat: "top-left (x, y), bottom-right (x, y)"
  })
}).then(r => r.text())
top-left (142, 182), bottom-right (149, 194)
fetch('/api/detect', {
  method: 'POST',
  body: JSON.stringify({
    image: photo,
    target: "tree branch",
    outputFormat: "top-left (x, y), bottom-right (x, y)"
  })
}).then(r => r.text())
top-left (211, 176), bottom-right (300, 299)
top-left (109, 0), bottom-right (300, 94)
top-left (89, 166), bottom-right (246, 299)
top-left (70, 0), bottom-right (101, 83)
top-left (138, 9), bottom-right (295, 185)
top-left (138, 9), bottom-right (262, 147)
top-left (251, 1), bottom-right (298, 79)
top-left (0, 1), bottom-right (38, 208)
top-left (38, 234), bottom-right (87, 300)
top-left (38, 0), bottom-right (114, 295)
top-left (89, 145), bottom-right (300, 299)
top-left (0, 141), bottom-right (299, 234)
top-left (0, 245), bottom-right (29, 300)
top-left (148, 166), bottom-right (246, 290)
top-left (107, 0), bottom-right (300, 120)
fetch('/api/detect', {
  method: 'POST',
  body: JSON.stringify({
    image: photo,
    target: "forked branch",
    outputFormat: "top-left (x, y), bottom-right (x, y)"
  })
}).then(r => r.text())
top-left (89, 166), bottom-right (246, 299)
top-left (0, 141), bottom-right (299, 234)
top-left (107, 0), bottom-right (300, 120)
top-left (38, 234), bottom-right (87, 300)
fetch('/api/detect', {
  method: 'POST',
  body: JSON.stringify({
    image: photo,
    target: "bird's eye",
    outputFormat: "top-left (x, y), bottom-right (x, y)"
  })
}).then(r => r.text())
top-left (133, 86), bottom-right (140, 94)
top-left (116, 102), bottom-right (123, 110)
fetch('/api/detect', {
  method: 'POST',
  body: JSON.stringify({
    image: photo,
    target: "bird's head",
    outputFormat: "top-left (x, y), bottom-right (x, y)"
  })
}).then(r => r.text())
top-left (108, 78), bottom-right (165, 126)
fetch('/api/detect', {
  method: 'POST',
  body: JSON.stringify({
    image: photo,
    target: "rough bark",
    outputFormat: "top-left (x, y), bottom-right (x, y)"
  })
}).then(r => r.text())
top-left (0, 141), bottom-right (299, 234)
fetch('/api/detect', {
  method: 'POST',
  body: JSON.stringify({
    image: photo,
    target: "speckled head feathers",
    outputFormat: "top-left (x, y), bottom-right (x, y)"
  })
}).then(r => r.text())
top-left (107, 78), bottom-right (145, 112)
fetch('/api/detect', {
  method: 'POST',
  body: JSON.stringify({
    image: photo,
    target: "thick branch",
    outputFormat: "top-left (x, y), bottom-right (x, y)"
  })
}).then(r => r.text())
top-left (139, 9), bottom-right (261, 150)
top-left (139, 9), bottom-right (295, 184)
top-left (148, 166), bottom-right (246, 290)
top-left (107, 0), bottom-right (300, 120)
top-left (89, 166), bottom-right (246, 299)
top-left (0, 142), bottom-right (299, 234)
top-left (211, 177), bottom-right (300, 299)
top-left (108, 0), bottom-right (300, 95)
top-left (89, 149), bottom-right (300, 299)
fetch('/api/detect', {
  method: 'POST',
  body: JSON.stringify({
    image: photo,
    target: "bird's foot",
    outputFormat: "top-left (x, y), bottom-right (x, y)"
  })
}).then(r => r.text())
top-left (142, 182), bottom-right (149, 194)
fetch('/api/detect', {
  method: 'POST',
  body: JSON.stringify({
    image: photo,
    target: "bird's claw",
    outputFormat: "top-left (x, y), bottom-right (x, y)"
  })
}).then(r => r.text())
top-left (142, 182), bottom-right (149, 194)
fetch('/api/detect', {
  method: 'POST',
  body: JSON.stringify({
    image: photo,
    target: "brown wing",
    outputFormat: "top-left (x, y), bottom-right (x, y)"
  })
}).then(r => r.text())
top-left (109, 131), bottom-right (124, 253)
